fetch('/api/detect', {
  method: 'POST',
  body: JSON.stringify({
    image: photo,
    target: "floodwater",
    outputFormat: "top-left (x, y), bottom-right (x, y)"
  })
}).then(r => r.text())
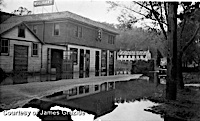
top-left (18, 72), bottom-right (167, 121)
top-left (1, 72), bottom-right (183, 121)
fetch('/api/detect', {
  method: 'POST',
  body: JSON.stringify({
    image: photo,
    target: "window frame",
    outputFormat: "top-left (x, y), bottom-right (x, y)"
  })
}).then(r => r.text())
top-left (78, 26), bottom-right (82, 38)
top-left (108, 35), bottom-right (115, 44)
top-left (18, 25), bottom-right (25, 38)
top-left (0, 39), bottom-right (10, 56)
top-left (75, 26), bottom-right (83, 38)
top-left (75, 26), bottom-right (78, 37)
top-left (33, 25), bottom-right (37, 34)
top-left (70, 48), bottom-right (78, 65)
top-left (32, 43), bottom-right (39, 56)
top-left (53, 23), bottom-right (60, 36)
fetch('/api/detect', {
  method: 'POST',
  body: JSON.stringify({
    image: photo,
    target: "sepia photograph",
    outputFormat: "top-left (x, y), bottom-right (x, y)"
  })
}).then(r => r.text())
top-left (0, 0), bottom-right (200, 121)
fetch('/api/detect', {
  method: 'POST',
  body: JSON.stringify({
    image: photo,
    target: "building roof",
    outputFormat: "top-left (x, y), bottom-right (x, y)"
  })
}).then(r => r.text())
top-left (0, 22), bottom-right (44, 44)
top-left (0, 11), bottom-right (16, 23)
top-left (1, 11), bottom-right (119, 34)
top-left (0, 21), bottom-right (22, 34)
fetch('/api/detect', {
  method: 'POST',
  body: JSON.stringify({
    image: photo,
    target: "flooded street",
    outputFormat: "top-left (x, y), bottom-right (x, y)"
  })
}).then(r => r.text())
top-left (1, 72), bottom-right (188, 121)
top-left (4, 72), bottom-right (167, 121)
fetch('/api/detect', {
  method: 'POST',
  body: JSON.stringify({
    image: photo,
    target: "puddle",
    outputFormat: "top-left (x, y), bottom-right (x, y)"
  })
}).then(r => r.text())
top-left (1, 72), bottom-right (178, 120)
top-left (20, 79), bottom-right (166, 121)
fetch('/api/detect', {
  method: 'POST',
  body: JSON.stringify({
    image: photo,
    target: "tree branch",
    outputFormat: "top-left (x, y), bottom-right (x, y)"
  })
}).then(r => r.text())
top-left (134, 1), bottom-right (153, 12)
top-left (122, 4), bottom-right (167, 25)
top-left (180, 18), bottom-right (186, 39)
top-left (182, 23), bottom-right (200, 53)
top-left (149, 1), bottom-right (167, 40)
top-left (164, 2), bottom-right (168, 27)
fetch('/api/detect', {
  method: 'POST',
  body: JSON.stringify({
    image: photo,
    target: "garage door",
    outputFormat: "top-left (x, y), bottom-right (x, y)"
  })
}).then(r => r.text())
top-left (14, 45), bottom-right (28, 72)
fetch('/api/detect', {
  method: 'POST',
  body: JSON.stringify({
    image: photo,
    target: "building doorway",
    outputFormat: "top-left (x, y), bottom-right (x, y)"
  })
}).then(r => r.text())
top-left (79, 49), bottom-right (84, 78)
top-left (14, 45), bottom-right (28, 72)
top-left (101, 50), bottom-right (107, 76)
top-left (51, 49), bottom-right (63, 74)
top-left (85, 50), bottom-right (90, 78)
top-left (109, 51), bottom-right (114, 75)
top-left (95, 51), bottom-right (100, 76)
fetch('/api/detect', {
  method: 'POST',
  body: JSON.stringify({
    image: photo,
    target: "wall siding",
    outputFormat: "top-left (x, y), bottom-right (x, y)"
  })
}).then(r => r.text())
top-left (27, 20), bottom-right (117, 50)
top-left (28, 23), bottom-right (44, 41)
top-left (0, 40), bottom-right (42, 72)
top-left (1, 26), bottom-right (42, 73)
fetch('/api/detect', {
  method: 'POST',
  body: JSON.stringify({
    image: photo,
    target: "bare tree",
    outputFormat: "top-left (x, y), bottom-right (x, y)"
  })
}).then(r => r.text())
top-left (107, 1), bottom-right (200, 100)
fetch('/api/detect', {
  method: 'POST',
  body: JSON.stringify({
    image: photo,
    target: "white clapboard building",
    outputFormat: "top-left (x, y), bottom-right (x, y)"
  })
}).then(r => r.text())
top-left (117, 50), bottom-right (152, 61)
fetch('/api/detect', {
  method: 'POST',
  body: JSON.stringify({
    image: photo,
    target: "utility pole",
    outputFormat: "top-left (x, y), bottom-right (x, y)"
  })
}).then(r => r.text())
top-left (166, 2), bottom-right (178, 100)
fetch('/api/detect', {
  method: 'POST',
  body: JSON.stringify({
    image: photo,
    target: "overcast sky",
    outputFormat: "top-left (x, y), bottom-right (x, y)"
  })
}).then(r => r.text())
top-left (1, 0), bottom-right (122, 24)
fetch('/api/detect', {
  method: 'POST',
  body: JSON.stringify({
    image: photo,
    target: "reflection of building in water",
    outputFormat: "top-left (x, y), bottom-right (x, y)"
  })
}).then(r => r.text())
top-left (45, 81), bottom-right (116, 117)
top-left (63, 81), bottom-right (115, 99)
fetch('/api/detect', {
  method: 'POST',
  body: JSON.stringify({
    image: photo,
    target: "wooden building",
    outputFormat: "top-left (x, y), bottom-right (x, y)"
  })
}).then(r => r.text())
top-left (0, 22), bottom-right (70, 74)
top-left (1, 11), bottom-right (119, 77)
top-left (117, 50), bottom-right (152, 61)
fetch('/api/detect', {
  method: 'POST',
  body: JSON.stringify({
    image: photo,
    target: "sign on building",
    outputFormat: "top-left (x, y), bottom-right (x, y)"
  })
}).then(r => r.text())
top-left (34, 0), bottom-right (54, 7)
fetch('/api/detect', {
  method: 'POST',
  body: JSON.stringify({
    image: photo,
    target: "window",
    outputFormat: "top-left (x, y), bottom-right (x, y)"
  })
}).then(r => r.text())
top-left (0, 39), bottom-right (9, 55)
top-left (54, 23), bottom-right (60, 36)
top-left (68, 87), bottom-right (77, 96)
top-left (95, 85), bottom-right (99, 91)
top-left (70, 48), bottom-right (78, 65)
top-left (84, 85), bottom-right (89, 93)
top-left (79, 27), bottom-right (82, 38)
top-left (33, 25), bottom-right (37, 34)
top-left (18, 25), bottom-right (25, 38)
top-left (75, 26), bottom-right (78, 37)
top-left (32, 43), bottom-right (38, 56)
top-left (75, 26), bottom-right (82, 38)
top-left (79, 86), bottom-right (84, 94)
top-left (108, 35), bottom-right (115, 44)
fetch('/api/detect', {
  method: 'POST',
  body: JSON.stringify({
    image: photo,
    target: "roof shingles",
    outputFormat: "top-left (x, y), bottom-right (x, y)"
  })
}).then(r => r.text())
top-left (1, 11), bottom-right (119, 34)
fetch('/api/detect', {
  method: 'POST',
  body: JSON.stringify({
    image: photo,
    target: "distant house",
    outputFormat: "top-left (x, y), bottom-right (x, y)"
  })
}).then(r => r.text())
top-left (117, 50), bottom-right (152, 61)
top-left (0, 21), bottom-right (69, 74)
top-left (1, 11), bottom-right (119, 77)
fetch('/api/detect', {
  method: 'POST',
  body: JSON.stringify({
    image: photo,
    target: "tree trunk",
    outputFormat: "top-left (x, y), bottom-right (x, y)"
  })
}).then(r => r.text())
top-left (166, 2), bottom-right (178, 100)
top-left (177, 52), bottom-right (184, 89)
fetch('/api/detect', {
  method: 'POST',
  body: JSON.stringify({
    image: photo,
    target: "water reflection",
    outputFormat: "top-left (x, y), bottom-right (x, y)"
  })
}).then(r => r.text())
top-left (24, 79), bottom-right (165, 121)
top-left (1, 71), bottom-right (165, 86)
top-left (21, 75), bottom-right (187, 121)
top-left (44, 81), bottom-right (116, 118)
